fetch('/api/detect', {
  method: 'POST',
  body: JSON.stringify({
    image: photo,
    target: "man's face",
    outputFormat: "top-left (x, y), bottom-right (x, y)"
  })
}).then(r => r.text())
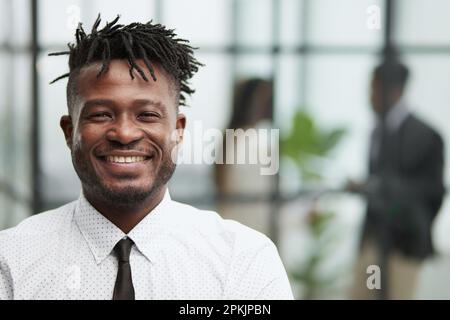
top-left (370, 75), bottom-right (403, 115)
top-left (61, 59), bottom-right (185, 206)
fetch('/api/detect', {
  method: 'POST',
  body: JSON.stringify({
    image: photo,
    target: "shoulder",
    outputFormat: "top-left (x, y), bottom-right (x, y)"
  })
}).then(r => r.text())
top-left (402, 114), bottom-right (443, 153)
top-left (0, 201), bottom-right (76, 237)
top-left (167, 200), bottom-right (273, 253)
top-left (0, 201), bottom-right (76, 258)
top-left (405, 114), bottom-right (442, 142)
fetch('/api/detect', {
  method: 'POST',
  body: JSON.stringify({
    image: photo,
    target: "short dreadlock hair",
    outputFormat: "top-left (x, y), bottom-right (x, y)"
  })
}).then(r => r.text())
top-left (49, 14), bottom-right (202, 113)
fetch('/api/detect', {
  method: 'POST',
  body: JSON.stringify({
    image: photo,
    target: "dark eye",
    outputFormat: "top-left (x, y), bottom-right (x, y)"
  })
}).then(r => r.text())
top-left (89, 112), bottom-right (112, 120)
top-left (138, 112), bottom-right (160, 121)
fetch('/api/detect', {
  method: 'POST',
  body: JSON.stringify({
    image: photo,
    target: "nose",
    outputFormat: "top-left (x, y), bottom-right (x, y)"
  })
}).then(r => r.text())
top-left (105, 116), bottom-right (144, 145)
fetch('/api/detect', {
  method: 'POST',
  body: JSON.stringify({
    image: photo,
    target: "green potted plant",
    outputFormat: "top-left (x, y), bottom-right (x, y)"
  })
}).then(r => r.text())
top-left (281, 109), bottom-right (347, 299)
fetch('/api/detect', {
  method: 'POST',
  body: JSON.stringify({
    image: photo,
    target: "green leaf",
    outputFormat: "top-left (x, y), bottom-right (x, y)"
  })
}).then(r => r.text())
top-left (281, 109), bottom-right (347, 181)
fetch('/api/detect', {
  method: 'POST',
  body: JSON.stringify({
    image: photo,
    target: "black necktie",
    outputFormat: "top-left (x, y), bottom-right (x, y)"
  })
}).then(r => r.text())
top-left (113, 237), bottom-right (135, 300)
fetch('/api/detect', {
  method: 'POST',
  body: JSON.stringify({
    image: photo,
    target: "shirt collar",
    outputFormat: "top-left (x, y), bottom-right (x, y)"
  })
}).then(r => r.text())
top-left (74, 189), bottom-right (172, 265)
top-left (377, 99), bottom-right (410, 132)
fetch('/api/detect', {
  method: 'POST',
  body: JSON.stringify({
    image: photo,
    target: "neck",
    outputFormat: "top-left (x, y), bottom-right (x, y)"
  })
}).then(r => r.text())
top-left (83, 186), bottom-right (167, 233)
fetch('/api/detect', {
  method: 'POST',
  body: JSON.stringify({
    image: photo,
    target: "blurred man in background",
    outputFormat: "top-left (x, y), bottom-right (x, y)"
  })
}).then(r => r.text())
top-left (347, 59), bottom-right (445, 299)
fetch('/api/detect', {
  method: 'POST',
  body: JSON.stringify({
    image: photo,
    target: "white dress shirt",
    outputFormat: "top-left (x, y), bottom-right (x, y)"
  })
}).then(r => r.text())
top-left (0, 190), bottom-right (293, 300)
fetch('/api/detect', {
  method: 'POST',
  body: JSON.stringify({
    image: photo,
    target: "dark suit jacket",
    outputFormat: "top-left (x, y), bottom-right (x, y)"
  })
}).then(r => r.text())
top-left (362, 113), bottom-right (445, 260)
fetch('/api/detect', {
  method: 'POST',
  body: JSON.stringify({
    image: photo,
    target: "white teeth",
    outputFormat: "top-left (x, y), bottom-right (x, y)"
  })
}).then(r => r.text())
top-left (106, 156), bottom-right (146, 163)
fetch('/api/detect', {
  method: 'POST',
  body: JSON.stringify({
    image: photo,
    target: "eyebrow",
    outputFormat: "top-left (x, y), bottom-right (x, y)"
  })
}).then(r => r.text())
top-left (83, 99), bottom-right (164, 110)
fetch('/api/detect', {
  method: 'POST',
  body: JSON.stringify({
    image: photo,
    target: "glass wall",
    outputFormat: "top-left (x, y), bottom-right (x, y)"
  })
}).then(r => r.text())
top-left (0, 0), bottom-right (32, 227)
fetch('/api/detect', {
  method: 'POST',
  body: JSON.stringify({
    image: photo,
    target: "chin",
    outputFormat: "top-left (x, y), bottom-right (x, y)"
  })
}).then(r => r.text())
top-left (104, 187), bottom-right (153, 206)
top-left (95, 180), bottom-right (156, 205)
top-left (110, 182), bottom-right (154, 195)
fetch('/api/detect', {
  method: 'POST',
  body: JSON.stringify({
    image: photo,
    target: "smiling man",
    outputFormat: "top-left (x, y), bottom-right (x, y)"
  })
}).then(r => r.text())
top-left (0, 16), bottom-right (293, 300)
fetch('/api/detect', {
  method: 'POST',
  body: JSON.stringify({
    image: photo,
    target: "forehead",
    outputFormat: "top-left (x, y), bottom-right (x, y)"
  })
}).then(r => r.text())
top-left (75, 59), bottom-right (176, 106)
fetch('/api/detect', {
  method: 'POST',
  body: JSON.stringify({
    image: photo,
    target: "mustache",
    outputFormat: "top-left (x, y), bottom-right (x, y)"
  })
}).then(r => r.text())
top-left (95, 141), bottom-right (155, 156)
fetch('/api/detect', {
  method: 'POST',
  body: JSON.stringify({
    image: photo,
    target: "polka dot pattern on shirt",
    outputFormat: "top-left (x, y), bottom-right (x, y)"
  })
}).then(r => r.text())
top-left (0, 190), bottom-right (293, 300)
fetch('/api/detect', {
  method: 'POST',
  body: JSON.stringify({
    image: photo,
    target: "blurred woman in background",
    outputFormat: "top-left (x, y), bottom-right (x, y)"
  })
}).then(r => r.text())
top-left (214, 78), bottom-right (275, 235)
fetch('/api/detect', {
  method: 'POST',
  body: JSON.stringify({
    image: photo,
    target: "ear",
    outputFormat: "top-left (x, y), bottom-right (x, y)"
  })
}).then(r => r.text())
top-left (175, 113), bottom-right (186, 144)
top-left (60, 115), bottom-right (74, 149)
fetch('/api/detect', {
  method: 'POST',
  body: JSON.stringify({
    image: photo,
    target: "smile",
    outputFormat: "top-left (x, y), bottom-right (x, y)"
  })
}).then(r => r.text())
top-left (105, 156), bottom-right (149, 163)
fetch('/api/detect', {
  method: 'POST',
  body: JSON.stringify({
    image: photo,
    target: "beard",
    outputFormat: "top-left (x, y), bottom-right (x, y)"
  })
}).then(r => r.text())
top-left (71, 144), bottom-right (176, 209)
